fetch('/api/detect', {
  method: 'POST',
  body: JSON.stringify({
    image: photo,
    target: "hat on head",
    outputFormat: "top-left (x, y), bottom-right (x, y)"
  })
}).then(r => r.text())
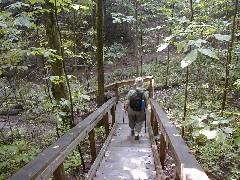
top-left (135, 77), bottom-right (143, 87)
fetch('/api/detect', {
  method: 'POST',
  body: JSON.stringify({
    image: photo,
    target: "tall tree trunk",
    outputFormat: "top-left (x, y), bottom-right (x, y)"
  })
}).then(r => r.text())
top-left (45, 9), bottom-right (67, 102)
top-left (135, 0), bottom-right (139, 76)
top-left (45, 3), bottom-right (71, 127)
top-left (221, 0), bottom-right (238, 112)
top-left (96, 0), bottom-right (105, 106)
top-left (182, 0), bottom-right (194, 136)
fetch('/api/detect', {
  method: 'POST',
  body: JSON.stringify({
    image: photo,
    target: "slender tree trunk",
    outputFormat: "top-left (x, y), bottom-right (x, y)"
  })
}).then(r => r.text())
top-left (182, 0), bottom-right (194, 136)
top-left (96, 0), bottom-right (105, 106)
top-left (221, 0), bottom-right (238, 112)
top-left (45, 9), bottom-right (67, 102)
top-left (140, 31), bottom-right (143, 76)
top-left (135, 0), bottom-right (139, 76)
top-left (45, 2), bottom-right (73, 128)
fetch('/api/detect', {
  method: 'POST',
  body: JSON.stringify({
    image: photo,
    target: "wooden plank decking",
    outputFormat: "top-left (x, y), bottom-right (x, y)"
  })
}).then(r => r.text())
top-left (88, 103), bottom-right (157, 179)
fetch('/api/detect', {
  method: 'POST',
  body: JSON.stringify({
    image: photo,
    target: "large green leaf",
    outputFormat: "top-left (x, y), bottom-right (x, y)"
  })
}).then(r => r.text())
top-left (181, 49), bottom-right (198, 68)
top-left (234, 136), bottom-right (240, 146)
top-left (156, 43), bottom-right (169, 52)
top-left (213, 34), bottom-right (231, 41)
top-left (199, 129), bottom-right (218, 139)
top-left (13, 16), bottom-right (31, 27)
top-left (198, 48), bottom-right (219, 59)
top-left (176, 41), bottom-right (186, 53)
top-left (28, 0), bottom-right (44, 4)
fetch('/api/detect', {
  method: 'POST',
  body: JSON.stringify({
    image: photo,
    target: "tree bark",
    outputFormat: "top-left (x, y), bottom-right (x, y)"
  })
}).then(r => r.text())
top-left (45, 8), bottom-right (67, 101)
top-left (96, 0), bottom-right (105, 106)
top-left (44, 2), bottom-right (71, 127)
top-left (221, 0), bottom-right (238, 112)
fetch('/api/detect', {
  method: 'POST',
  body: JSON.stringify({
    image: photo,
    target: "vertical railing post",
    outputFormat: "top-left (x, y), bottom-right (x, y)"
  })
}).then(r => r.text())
top-left (149, 77), bottom-right (153, 98)
top-left (159, 133), bottom-right (166, 168)
top-left (88, 129), bottom-right (97, 162)
top-left (103, 112), bottom-right (110, 137)
top-left (150, 108), bottom-right (154, 127)
top-left (53, 163), bottom-right (66, 180)
top-left (115, 84), bottom-right (119, 103)
top-left (153, 118), bottom-right (158, 136)
top-left (111, 105), bottom-right (116, 126)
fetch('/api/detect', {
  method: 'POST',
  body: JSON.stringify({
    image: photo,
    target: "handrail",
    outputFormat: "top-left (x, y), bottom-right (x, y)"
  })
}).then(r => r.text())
top-left (10, 97), bottom-right (117, 180)
top-left (9, 77), bottom-right (153, 180)
top-left (149, 98), bottom-right (208, 180)
top-left (89, 75), bottom-right (154, 101)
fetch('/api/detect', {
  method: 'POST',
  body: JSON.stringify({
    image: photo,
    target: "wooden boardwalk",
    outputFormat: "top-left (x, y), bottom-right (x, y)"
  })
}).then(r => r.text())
top-left (88, 103), bottom-right (157, 179)
top-left (9, 78), bottom-right (208, 180)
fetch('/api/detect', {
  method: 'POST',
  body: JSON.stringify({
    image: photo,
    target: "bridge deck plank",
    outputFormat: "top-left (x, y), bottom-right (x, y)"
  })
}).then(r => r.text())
top-left (93, 103), bottom-right (156, 180)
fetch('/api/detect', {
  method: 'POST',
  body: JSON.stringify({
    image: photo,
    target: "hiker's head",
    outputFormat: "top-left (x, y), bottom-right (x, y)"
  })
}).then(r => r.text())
top-left (135, 77), bottom-right (143, 88)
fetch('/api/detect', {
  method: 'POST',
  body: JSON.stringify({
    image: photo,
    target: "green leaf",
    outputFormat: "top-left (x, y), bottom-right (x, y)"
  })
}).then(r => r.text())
top-left (176, 41), bottom-right (186, 53)
top-left (28, 0), bottom-right (45, 4)
top-left (213, 34), bottom-right (231, 41)
top-left (13, 16), bottom-right (31, 27)
top-left (199, 129), bottom-right (217, 139)
top-left (234, 136), bottom-right (240, 146)
top-left (198, 48), bottom-right (219, 59)
top-left (223, 127), bottom-right (233, 134)
top-left (6, 145), bottom-right (17, 153)
top-left (72, 4), bottom-right (80, 10)
top-left (81, 94), bottom-right (90, 101)
top-left (72, 4), bottom-right (89, 10)
top-left (181, 49), bottom-right (198, 68)
top-left (156, 43), bottom-right (169, 52)
top-left (194, 39), bottom-right (207, 48)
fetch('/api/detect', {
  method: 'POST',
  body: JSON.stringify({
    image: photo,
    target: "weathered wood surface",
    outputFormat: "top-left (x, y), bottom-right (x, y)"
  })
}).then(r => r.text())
top-left (149, 99), bottom-right (208, 180)
top-left (9, 76), bottom-right (208, 180)
top-left (86, 102), bottom-right (164, 180)
top-left (91, 123), bottom-right (157, 180)
top-left (10, 97), bottom-right (117, 180)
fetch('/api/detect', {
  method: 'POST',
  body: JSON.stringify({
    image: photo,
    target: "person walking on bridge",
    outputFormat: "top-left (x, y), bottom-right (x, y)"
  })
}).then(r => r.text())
top-left (124, 77), bottom-right (149, 140)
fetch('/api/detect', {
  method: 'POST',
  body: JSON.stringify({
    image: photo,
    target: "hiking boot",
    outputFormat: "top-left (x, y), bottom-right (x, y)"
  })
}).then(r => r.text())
top-left (131, 129), bottom-right (134, 136)
top-left (134, 132), bottom-right (139, 140)
top-left (135, 135), bottom-right (139, 140)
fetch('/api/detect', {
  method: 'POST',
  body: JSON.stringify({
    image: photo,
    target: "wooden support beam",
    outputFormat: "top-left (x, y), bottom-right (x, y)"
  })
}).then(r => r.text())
top-left (111, 105), bottom-right (116, 125)
top-left (149, 77), bottom-right (153, 98)
top-left (153, 117), bottom-right (158, 136)
top-left (53, 163), bottom-right (66, 180)
top-left (115, 84), bottom-right (119, 103)
top-left (89, 129), bottom-right (97, 163)
top-left (103, 112), bottom-right (109, 137)
top-left (159, 133), bottom-right (166, 168)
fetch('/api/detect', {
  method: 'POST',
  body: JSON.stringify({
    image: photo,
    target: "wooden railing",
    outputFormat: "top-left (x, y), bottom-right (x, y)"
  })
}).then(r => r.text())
top-left (10, 76), bottom-right (208, 180)
top-left (10, 97), bottom-right (117, 180)
top-left (104, 75), bottom-right (154, 101)
top-left (148, 99), bottom-right (208, 180)
top-left (10, 76), bottom-right (154, 180)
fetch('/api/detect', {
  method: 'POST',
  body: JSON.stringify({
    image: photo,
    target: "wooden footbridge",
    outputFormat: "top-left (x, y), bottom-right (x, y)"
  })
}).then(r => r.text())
top-left (10, 77), bottom-right (208, 180)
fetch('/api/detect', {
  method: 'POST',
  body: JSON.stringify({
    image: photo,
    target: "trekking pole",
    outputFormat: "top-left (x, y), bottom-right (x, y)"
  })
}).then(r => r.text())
top-left (123, 104), bottom-right (125, 123)
top-left (144, 110), bottom-right (146, 133)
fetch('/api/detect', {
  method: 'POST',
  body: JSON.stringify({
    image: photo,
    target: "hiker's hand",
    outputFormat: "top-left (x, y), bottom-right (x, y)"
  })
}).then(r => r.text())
top-left (147, 104), bottom-right (151, 111)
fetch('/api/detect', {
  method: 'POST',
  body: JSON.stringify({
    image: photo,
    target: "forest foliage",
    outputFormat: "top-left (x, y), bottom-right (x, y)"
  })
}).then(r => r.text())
top-left (0, 0), bottom-right (239, 179)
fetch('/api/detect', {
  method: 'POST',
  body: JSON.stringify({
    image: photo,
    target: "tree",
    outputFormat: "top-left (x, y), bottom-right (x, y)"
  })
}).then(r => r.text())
top-left (221, 0), bottom-right (239, 112)
top-left (96, 0), bottom-right (105, 106)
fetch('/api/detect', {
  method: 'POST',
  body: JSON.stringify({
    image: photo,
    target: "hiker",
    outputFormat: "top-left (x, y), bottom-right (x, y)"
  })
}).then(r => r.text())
top-left (124, 77), bottom-right (149, 140)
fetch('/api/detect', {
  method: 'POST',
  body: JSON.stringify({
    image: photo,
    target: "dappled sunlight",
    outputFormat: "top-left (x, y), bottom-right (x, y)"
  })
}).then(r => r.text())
top-left (185, 168), bottom-right (209, 180)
